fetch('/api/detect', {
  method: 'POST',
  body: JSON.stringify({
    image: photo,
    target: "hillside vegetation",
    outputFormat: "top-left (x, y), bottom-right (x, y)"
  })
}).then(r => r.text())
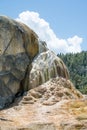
top-left (58, 51), bottom-right (87, 94)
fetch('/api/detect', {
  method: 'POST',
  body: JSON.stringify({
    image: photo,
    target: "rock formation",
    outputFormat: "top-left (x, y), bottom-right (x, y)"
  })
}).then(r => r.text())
top-left (20, 77), bottom-right (82, 105)
top-left (0, 16), bottom-right (86, 130)
top-left (0, 16), bottom-right (39, 109)
top-left (28, 41), bottom-right (69, 90)
top-left (0, 16), bottom-right (69, 109)
top-left (0, 77), bottom-right (84, 130)
top-left (21, 40), bottom-right (70, 91)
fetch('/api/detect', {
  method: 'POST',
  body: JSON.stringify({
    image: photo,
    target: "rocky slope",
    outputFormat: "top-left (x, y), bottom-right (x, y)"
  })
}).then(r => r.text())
top-left (0, 77), bottom-right (85, 130)
top-left (0, 16), bottom-right (87, 130)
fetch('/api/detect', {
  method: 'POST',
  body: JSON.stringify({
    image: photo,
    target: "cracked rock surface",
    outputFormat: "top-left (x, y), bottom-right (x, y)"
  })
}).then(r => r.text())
top-left (0, 16), bottom-right (39, 109)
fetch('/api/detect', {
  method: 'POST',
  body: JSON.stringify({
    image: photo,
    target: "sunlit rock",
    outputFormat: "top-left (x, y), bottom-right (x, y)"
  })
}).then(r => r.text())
top-left (28, 41), bottom-right (69, 89)
top-left (0, 16), bottom-right (39, 108)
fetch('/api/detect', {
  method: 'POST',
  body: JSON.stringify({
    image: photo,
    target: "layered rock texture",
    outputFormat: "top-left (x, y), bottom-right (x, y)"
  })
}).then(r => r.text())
top-left (29, 41), bottom-right (69, 89)
top-left (0, 16), bottom-right (86, 130)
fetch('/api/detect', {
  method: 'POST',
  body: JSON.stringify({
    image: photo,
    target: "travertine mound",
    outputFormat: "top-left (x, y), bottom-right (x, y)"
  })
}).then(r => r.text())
top-left (28, 41), bottom-right (69, 89)
top-left (0, 77), bottom-right (84, 130)
top-left (20, 77), bottom-right (83, 105)
top-left (0, 15), bottom-right (86, 130)
top-left (0, 16), bottom-right (70, 109)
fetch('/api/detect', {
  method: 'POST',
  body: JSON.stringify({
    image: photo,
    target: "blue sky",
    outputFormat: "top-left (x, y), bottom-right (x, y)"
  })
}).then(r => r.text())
top-left (0, 0), bottom-right (87, 53)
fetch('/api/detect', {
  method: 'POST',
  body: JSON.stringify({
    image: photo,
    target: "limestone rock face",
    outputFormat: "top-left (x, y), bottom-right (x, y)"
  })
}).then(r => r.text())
top-left (29, 42), bottom-right (69, 89)
top-left (0, 16), bottom-right (39, 109)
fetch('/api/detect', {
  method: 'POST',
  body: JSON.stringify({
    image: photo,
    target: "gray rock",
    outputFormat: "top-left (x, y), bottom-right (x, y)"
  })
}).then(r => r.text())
top-left (0, 16), bottom-right (39, 109)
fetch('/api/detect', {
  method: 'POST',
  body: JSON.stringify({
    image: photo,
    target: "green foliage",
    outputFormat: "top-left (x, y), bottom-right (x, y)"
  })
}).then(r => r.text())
top-left (58, 51), bottom-right (87, 94)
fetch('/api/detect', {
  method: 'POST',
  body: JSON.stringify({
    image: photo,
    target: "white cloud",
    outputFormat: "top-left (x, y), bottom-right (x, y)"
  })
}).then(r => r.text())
top-left (16, 11), bottom-right (83, 54)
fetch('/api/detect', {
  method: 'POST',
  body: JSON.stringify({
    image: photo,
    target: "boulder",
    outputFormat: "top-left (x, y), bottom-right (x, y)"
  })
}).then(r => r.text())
top-left (0, 16), bottom-right (39, 109)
